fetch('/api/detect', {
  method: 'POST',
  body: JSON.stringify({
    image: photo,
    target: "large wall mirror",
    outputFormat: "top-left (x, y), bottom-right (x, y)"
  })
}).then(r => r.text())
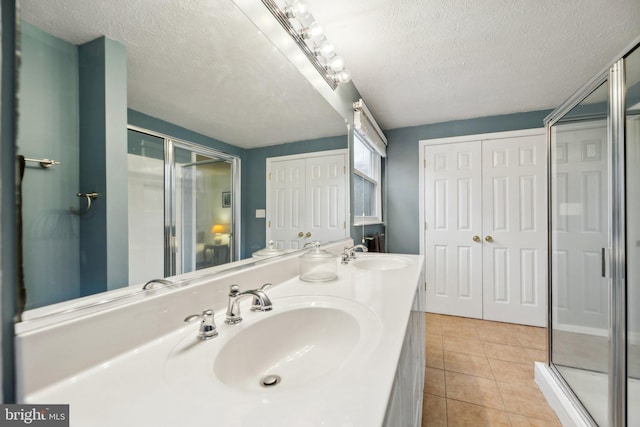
top-left (17, 0), bottom-right (352, 317)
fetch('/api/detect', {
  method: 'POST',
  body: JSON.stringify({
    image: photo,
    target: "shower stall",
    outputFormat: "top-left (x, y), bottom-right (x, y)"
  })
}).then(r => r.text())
top-left (542, 36), bottom-right (640, 426)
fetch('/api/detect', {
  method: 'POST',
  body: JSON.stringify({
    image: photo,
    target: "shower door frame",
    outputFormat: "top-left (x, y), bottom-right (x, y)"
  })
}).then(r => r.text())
top-left (545, 35), bottom-right (640, 427)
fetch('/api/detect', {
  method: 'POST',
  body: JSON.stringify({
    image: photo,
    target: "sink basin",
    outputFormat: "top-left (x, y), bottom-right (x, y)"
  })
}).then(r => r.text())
top-left (352, 255), bottom-right (412, 271)
top-left (215, 306), bottom-right (357, 391)
top-left (164, 296), bottom-right (380, 393)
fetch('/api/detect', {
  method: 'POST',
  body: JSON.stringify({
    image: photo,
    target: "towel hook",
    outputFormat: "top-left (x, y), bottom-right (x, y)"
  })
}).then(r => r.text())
top-left (70, 192), bottom-right (99, 216)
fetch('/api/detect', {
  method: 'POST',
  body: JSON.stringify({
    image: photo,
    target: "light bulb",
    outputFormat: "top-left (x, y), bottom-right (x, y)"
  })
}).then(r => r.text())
top-left (292, 1), bottom-right (310, 20)
top-left (329, 55), bottom-right (345, 72)
top-left (332, 70), bottom-right (350, 84)
top-left (301, 22), bottom-right (323, 41)
top-left (335, 69), bottom-right (351, 84)
top-left (317, 42), bottom-right (335, 59)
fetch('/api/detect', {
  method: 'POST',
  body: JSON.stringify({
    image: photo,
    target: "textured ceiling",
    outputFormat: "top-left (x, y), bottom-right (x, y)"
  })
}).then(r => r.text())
top-left (20, 0), bottom-right (347, 148)
top-left (21, 1), bottom-right (640, 144)
top-left (305, 0), bottom-right (640, 130)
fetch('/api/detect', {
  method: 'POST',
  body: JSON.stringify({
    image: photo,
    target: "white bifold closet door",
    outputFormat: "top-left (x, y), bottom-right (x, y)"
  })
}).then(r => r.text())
top-left (267, 150), bottom-right (347, 250)
top-left (424, 132), bottom-right (547, 326)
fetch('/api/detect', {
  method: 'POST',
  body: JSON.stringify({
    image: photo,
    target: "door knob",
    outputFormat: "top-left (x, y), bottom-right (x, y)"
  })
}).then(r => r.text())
top-left (305, 232), bottom-right (312, 238)
top-left (485, 235), bottom-right (493, 243)
top-left (298, 232), bottom-right (304, 237)
top-left (472, 235), bottom-right (480, 242)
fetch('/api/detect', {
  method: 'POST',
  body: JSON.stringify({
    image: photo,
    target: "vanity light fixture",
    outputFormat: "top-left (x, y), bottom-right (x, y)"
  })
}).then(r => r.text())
top-left (261, 0), bottom-right (351, 89)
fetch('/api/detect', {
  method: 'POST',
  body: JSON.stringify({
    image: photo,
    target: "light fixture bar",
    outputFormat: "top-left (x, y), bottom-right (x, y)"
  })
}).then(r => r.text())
top-left (261, 0), bottom-right (338, 90)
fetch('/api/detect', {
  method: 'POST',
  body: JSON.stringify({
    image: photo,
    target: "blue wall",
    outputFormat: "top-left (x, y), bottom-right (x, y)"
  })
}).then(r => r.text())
top-left (18, 22), bottom-right (81, 308)
top-left (384, 110), bottom-right (552, 254)
top-left (244, 135), bottom-right (347, 256)
top-left (78, 36), bottom-right (129, 295)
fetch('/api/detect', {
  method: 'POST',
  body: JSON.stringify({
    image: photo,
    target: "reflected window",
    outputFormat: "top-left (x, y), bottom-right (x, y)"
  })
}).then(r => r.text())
top-left (353, 133), bottom-right (382, 223)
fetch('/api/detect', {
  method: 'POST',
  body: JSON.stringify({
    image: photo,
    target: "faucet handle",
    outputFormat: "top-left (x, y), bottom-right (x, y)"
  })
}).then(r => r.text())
top-left (184, 309), bottom-right (218, 340)
top-left (251, 283), bottom-right (272, 311)
top-left (229, 284), bottom-right (240, 296)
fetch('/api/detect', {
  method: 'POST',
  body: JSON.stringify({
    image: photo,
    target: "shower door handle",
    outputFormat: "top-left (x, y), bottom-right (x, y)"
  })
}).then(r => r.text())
top-left (602, 247), bottom-right (606, 278)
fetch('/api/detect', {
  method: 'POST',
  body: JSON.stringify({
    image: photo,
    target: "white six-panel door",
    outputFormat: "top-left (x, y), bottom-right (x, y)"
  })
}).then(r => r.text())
top-left (482, 135), bottom-right (547, 326)
top-left (267, 150), bottom-right (347, 249)
top-left (424, 141), bottom-right (484, 318)
top-left (422, 130), bottom-right (547, 326)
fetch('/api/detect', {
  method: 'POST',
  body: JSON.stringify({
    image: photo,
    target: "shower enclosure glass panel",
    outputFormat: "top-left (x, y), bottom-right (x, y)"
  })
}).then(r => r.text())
top-left (127, 130), bottom-right (165, 285)
top-left (626, 45), bottom-right (640, 426)
top-left (550, 81), bottom-right (610, 426)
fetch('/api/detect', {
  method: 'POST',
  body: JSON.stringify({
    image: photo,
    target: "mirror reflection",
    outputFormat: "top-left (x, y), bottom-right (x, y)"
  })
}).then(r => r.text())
top-left (18, 0), bottom-right (349, 314)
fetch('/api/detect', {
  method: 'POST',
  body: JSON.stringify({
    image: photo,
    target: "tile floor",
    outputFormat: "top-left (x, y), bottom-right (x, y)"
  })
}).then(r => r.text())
top-left (422, 313), bottom-right (561, 427)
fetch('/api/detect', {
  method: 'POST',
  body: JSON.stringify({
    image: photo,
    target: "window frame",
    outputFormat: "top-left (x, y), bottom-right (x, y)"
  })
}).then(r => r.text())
top-left (353, 132), bottom-right (383, 225)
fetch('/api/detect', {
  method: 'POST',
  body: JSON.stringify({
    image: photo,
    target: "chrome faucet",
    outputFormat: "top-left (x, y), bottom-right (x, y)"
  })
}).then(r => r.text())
top-left (142, 278), bottom-right (174, 290)
top-left (342, 244), bottom-right (368, 263)
top-left (251, 283), bottom-right (272, 311)
top-left (184, 309), bottom-right (218, 340)
top-left (226, 284), bottom-right (273, 325)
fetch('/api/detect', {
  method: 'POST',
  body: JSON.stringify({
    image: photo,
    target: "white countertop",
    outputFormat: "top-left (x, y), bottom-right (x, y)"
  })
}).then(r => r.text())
top-left (26, 253), bottom-right (425, 427)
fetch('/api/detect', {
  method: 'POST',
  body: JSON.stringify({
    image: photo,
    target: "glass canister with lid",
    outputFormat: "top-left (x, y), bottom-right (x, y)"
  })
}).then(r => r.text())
top-left (299, 241), bottom-right (337, 282)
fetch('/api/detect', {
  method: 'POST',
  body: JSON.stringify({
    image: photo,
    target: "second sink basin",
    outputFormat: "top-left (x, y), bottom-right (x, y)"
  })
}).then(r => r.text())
top-left (352, 255), bottom-right (412, 271)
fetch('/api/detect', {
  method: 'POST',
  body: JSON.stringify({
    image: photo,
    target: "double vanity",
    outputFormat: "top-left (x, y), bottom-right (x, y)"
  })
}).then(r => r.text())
top-left (15, 240), bottom-right (425, 426)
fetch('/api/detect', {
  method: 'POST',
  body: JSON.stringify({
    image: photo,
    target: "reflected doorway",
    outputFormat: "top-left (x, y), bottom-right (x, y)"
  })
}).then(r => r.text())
top-left (127, 128), bottom-right (239, 285)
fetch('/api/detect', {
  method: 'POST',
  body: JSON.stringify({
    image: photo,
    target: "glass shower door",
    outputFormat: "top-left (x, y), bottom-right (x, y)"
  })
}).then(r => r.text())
top-left (550, 81), bottom-right (610, 426)
top-left (172, 145), bottom-right (234, 275)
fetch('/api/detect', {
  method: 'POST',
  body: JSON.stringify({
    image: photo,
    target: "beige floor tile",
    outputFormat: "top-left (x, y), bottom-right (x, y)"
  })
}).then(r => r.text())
top-left (426, 312), bottom-right (443, 324)
top-left (440, 315), bottom-right (484, 328)
top-left (489, 358), bottom-right (536, 388)
top-left (478, 320), bottom-right (523, 334)
top-left (425, 367), bottom-right (446, 396)
top-left (443, 336), bottom-right (486, 357)
top-left (483, 342), bottom-right (531, 364)
top-left (444, 351), bottom-right (494, 379)
top-left (426, 321), bottom-right (442, 337)
top-left (477, 325), bottom-right (522, 346)
top-left (445, 371), bottom-right (505, 410)
top-left (427, 333), bottom-right (443, 351)
top-left (427, 347), bottom-right (444, 369)
top-left (447, 399), bottom-right (511, 427)
top-left (524, 347), bottom-right (548, 363)
top-left (442, 322), bottom-right (479, 339)
top-left (509, 413), bottom-right (562, 427)
top-left (498, 382), bottom-right (558, 421)
top-left (422, 393), bottom-right (447, 427)
top-left (516, 329), bottom-right (547, 351)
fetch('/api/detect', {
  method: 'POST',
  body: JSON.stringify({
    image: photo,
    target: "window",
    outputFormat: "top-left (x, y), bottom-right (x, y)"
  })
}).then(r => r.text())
top-left (353, 133), bottom-right (382, 224)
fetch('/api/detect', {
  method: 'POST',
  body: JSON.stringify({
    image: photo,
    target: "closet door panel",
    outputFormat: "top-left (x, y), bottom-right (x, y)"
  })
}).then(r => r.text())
top-left (482, 135), bottom-right (547, 326)
top-left (305, 154), bottom-right (347, 243)
top-left (425, 142), bottom-right (483, 318)
top-left (267, 158), bottom-right (306, 250)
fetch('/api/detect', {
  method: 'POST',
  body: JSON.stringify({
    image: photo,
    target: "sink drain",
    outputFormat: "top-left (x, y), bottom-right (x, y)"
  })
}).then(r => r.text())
top-left (260, 374), bottom-right (281, 387)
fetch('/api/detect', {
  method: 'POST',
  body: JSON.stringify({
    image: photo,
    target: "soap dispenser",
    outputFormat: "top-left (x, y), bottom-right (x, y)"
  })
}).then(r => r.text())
top-left (299, 241), bottom-right (338, 282)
